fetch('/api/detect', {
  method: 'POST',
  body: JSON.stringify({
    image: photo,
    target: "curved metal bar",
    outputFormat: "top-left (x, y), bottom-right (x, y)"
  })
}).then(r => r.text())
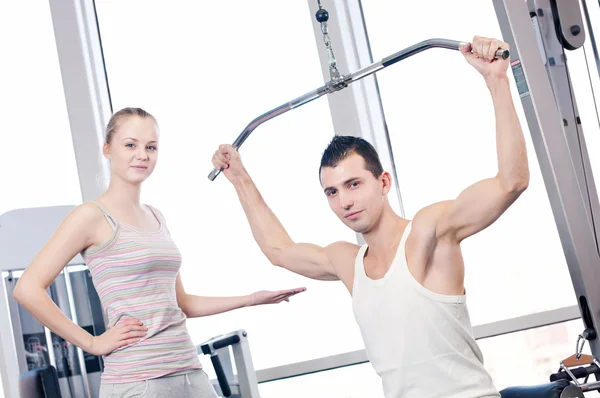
top-left (208, 38), bottom-right (509, 181)
top-left (208, 85), bottom-right (329, 181)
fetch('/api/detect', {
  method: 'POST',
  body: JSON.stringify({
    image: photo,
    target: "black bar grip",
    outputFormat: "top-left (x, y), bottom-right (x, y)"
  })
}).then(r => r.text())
top-left (213, 335), bottom-right (240, 350)
top-left (550, 364), bottom-right (600, 381)
top-left (211, 354), bottom-right (232, 397)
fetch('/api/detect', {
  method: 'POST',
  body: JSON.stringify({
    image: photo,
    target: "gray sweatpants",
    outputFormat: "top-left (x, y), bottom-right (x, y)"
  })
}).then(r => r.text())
top-left (99, 370), bottom-right (219, 398)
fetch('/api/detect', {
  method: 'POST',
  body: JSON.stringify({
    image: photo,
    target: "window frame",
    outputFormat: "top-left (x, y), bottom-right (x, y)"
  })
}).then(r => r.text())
top-left (42, 0), bottom-right (597, 388)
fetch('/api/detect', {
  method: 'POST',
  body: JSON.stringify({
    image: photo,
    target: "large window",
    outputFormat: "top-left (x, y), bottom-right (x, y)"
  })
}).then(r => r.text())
top-left (256, 320), bottom-right (588, 397)
top-left (94, 0), bottom-right (361, 372)
top-left (0, 0), bottom-right (81, 217)
top-left (259, 362), bottom-right (383, 398)
top-left (0, 0), bottom-right (81, 395)
top-left (361, 0), bottom-right (576, 325)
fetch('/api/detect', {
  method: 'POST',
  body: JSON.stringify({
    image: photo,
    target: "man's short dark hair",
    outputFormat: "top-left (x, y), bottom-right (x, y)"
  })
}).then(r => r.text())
top-left (319, 135), bottom-right (384, 179)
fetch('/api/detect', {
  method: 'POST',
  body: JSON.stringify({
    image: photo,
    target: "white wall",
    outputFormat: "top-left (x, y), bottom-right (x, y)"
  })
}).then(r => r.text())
top-left (0, 0), bottom-right (81, 217)
top-left (0, 0), bottom-right (82, 395)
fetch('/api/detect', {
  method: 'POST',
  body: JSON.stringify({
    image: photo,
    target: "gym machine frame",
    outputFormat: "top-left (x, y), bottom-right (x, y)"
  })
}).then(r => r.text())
top-left (493, 0), bottom-right (600, 392)
top-left (198, 330), bottom-right (260, 398)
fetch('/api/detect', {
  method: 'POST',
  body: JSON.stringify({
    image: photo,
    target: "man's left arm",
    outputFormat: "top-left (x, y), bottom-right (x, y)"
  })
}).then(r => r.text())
top-left (436, 36), bottom-right (530, 243)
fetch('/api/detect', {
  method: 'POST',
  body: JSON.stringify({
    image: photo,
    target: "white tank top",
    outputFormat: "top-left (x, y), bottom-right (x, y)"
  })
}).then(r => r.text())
top-left (352, 222), bottom-right (500, 398)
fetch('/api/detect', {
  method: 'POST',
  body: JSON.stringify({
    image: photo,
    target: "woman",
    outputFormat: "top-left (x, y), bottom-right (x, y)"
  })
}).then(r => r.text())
top-left (13, 107), bottom-right (305, 397)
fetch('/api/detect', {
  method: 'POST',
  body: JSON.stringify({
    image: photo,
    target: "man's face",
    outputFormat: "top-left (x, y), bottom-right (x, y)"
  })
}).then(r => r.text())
top-left (320, 153), bottom-right (389, 234)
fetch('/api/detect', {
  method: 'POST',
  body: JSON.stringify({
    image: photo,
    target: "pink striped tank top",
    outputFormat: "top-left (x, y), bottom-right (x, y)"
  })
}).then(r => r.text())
top-left (81, 202), bottom-right (202, 383)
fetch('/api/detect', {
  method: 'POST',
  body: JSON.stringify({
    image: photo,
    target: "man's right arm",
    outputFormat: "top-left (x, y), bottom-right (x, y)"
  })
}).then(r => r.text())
top-left (213, 145), bottom-right (339, 281)
top-left (234, 172), bottom-right (339, 280)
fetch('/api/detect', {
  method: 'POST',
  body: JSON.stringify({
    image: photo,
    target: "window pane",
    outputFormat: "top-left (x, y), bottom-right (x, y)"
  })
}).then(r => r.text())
top-left (0, 0), bottom-right (81, 216)
top-left (480, 319), bottom-right (590, 390)
top-left (361, 1), bottom-right (575, 325)
top-left (94, 0), bottom-right (362, 370)
top-left (259, 320), bottom-right (588, 397)
top-left (259, 362), bottom-right (384, 398)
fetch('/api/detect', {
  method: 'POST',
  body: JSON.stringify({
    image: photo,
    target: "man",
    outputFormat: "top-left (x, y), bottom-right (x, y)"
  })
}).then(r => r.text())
top-left (212, 36), bottom-right (529, 398)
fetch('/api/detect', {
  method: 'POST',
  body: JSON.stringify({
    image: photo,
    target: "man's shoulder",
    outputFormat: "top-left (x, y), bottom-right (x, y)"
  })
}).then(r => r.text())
top-left (326, 241), bottom-right (362, 289)
top-left (325, 241), bottom-right (362, 275)
top-left (411, 200), bottom-right (454, 236)
top-left (414, 200), bottom-right (453, 220)
top-left (326, 240), bottom-right (362, 259)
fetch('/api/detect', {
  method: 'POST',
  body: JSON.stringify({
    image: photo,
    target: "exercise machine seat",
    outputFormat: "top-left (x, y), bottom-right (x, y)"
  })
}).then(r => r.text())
top-left (500, 380), bottom-right (573, 398)
top-left (19, 365), bottom-right (62, 398)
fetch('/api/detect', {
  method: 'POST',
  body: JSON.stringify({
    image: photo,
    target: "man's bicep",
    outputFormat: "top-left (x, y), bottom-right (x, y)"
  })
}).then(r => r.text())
top-left (436, 177), bottom-right (522, 242)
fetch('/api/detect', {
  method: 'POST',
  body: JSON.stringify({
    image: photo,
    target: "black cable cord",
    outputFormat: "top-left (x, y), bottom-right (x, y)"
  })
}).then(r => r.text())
top-left (582, 46), bottom-right (600, 140)
top-left (561, 45), bottom-right (600, 254)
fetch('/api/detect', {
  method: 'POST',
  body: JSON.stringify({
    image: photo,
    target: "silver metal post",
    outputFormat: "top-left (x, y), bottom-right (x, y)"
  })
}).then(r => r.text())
top-left (198, 329), bottom-right (260, 397)
top-left (581, 0), bottom-right (600, 81)
top-left (0, 275), bottom-right (18, 398)
top-left (64, 268), bottom-right (92, 398)
top-left (581, 380), bottom-right (600, 391)
top-left (493, 0), bottom-right (600, 359)
top-left (44, 325), bottom-right (58, 369)
top-left (231, 331), bottom-right (260, 398)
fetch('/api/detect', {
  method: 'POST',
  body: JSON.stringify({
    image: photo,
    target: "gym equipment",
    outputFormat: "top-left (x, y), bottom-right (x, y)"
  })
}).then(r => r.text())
top-left (19, 366), bottom-right (62, 398)
top-left (198, 330), bottom-right (260, 398)
top-left (0, 206), bottom-right (102, 398)
top-left (499, 380), bottom-right (579, 398)
top-left (207, 2), bottom-right (508, 181)
top-left (498, 0), bottom-right (600, 392)
top-left (546, 337), bottom-right (600, 395)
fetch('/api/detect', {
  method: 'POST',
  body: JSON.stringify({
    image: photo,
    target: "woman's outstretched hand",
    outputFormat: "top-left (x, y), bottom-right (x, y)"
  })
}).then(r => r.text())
top-left (250, 287), bottom-right (307, 306)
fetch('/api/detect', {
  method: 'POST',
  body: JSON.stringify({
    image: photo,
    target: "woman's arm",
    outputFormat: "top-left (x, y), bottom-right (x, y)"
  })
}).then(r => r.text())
top-left (155, 207), bottom-right (306, 318)
top-left (175, 274), bottom-right (305, 318)
top-left (13, 203), bottom-right (147, 355)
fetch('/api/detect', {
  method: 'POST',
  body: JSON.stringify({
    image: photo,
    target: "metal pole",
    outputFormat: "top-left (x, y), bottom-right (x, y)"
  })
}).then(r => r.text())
top-left (63, 268), bottom-right (92, 398)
